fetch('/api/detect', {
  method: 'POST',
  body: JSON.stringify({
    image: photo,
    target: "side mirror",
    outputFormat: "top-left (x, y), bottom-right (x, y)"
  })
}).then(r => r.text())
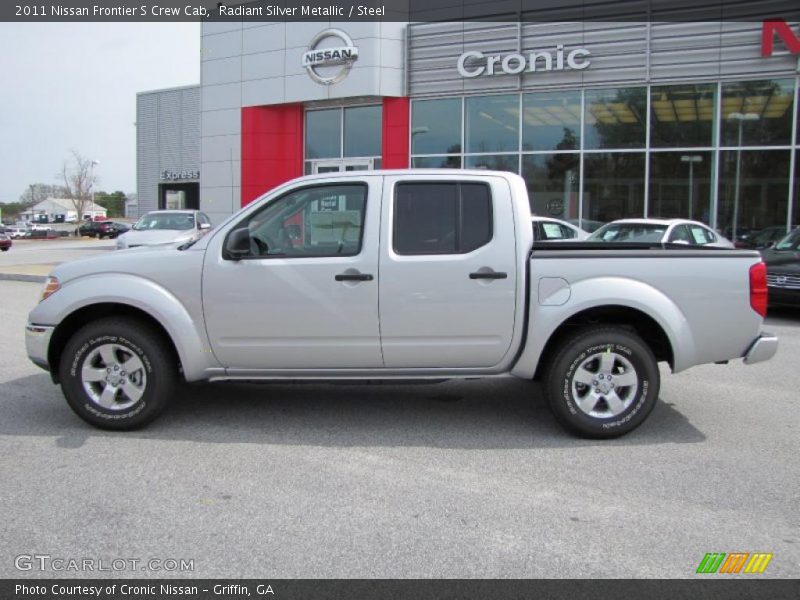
top-left (199, 222), bottom-right (212, 230)
top-left (224, 227), bottom-right (251, 260)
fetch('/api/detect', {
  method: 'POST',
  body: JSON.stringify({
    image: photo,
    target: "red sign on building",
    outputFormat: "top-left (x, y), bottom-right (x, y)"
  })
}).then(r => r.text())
top-left (761, 19), bottom-right (800, 57)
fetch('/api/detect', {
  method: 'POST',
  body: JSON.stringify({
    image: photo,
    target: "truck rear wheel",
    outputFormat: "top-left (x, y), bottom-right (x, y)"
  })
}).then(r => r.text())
top-left (544, 327), bottom-right (660, 438)
top-left (58, 317), bottom-right (176, 430)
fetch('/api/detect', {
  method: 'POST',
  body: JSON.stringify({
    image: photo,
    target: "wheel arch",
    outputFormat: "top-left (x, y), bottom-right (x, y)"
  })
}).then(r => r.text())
top-left (531, 305), bottom-right (675, 381)
top-left (48, 303), bottom-right (179, 384)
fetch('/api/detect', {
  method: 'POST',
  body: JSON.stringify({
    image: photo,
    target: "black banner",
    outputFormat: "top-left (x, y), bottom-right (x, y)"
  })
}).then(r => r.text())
top-left (2, 579), bottom-right (800, 600)
top-left (3, 0), bottom-right (800, 22)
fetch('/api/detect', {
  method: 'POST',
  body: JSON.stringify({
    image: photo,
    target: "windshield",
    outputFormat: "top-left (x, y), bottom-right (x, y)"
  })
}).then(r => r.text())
top-left (774, 228), bottom-right (800, 251)
top-left (134, 213), bottom-right (194, 231)
top-left (588, 223), bottom-right (668, 243)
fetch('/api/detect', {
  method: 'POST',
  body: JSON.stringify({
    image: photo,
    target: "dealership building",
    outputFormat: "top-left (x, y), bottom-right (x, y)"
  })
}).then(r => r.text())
top-left (136, 16), bottom-right (800, 239)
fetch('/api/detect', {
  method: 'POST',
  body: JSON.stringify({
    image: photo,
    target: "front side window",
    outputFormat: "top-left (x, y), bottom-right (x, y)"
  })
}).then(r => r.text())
top-left (394, 182), bottom-right (492, 255)
top-left (236, 184), bottom-right (367, 258)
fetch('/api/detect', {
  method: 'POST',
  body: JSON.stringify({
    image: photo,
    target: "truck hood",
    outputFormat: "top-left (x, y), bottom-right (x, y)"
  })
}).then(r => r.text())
top-left (49, 244), bottom-right (197, 284)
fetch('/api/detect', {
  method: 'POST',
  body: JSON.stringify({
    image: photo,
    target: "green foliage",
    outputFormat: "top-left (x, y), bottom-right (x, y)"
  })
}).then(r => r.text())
top-left (94, 191), bottom-right (127, 218)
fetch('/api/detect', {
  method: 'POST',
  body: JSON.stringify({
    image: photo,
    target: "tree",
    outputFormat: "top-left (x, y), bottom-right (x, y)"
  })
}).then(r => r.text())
top-left (19, 183), bottom-right (69, 206)
top-left (94, 191), bottom-right (127, 218)
top-left (59, 150), bottom-right (99, 220)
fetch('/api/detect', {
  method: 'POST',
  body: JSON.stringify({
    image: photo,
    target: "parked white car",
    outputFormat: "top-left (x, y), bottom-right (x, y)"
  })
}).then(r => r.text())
top-left (588, 219), bottom-right (734, 248)
top-left (7, 227), bottom-right (29, 239)
top-left (532, 216), bottom-right (589, 241)
top-left (116, 210), bottom-right (212, 250)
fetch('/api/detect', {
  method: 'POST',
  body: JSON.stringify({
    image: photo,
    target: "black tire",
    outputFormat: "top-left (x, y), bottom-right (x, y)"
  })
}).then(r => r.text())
top-left (58, 317), bottom-right (177, 430)
top-left (544, 326), bottom-right (660, 439)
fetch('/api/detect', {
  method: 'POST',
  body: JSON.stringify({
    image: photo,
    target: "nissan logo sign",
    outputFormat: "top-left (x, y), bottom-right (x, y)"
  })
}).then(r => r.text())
top-left (302, 29), bottom-right (359, 85)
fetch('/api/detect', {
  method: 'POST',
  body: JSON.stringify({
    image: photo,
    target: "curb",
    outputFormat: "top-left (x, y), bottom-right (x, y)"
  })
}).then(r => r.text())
top-left (0, 273), bottom-right (47, 283)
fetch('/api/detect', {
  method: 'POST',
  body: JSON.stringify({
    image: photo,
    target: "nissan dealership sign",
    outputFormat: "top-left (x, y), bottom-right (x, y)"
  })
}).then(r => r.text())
top-left (303, 29), bottom-right (359, 85)
top-left (457, 45), bottom-right (591, 78)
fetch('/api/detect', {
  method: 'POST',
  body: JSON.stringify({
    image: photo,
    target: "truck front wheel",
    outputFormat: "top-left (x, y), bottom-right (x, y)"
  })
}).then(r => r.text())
top-left (58, 317), bottom-right (176, 430)
top-left (545, 327), bottom-right (660, 438)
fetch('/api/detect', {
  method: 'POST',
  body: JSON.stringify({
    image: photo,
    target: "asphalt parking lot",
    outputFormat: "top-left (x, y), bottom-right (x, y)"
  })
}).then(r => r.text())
top-left (0, 276), bottom-right (798, 579)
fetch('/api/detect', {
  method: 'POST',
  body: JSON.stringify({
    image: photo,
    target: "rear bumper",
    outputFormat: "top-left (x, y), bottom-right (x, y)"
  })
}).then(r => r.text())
top-left (25, 323), bottom-right (54, 372)
top-left (743, 333), bottom-right (779, 365)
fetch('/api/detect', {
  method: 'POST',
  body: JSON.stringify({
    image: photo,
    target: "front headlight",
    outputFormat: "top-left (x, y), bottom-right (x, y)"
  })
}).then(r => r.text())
top-left (41, 276), bottom-right (60, 302)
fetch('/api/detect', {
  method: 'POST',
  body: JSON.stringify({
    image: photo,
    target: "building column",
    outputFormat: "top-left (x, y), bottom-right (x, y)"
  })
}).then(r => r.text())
top-left (382, 97), bottom-right (410, 169)
top-left (241, 104), bottom-right (304, 207)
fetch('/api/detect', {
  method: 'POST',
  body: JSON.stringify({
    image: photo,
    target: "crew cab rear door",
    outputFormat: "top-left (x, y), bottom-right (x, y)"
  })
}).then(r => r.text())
top-left (378, 175), bottom-right (518, 368)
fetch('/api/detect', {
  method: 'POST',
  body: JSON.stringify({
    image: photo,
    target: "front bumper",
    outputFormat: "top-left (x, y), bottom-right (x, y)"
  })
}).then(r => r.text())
top-left (743, 333), bottom-right (779, 365)
top-left (25, 323), bottom-right (54, 372)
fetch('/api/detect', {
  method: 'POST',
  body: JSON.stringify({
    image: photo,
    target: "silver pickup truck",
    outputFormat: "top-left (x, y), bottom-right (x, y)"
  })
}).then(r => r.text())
top-left (25, 170), bottom-right (778, 437)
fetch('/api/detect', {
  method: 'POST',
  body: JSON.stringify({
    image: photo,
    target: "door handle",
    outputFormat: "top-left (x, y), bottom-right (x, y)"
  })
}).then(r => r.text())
top-left (335, 273), bottom-right (374, 282)
top-left (469, 271), bottom-right (507, 280)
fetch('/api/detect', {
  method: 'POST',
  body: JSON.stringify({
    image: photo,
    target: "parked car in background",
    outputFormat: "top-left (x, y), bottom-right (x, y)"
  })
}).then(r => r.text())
top-left (77, 220), bottom-right (103, 238)
top-left (7, 227), bottom-right (29, 239)
top-left (531, 216), bottom-right (589, 242)
top-left (77, 220), bottom-right (127, 239)
top-left (99, 222), bottom-right (129, 239)
top-left (568, 218), bottom-right (605, 233)
top-left (0, 232), bottom-right (11, 251)
top-left (29, 223), bottom-right (52, 232)
top-left (116, 210), bottom-right (212, 250)
top-left (735, 225), bottom-right (790, 250)
top-left (588, 219), bottom-right (734, 248)
top-left (761, 228), bottom-right (800, 307)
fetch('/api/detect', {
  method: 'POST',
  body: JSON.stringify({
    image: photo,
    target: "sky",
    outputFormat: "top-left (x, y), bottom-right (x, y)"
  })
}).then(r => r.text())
top-left (0, 22), bottom-right (200, 203)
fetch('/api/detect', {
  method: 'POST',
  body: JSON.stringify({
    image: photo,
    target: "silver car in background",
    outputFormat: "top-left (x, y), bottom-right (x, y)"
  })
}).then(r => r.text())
top-left (588, 218), bottom-right (734, 248)
top-left (531, 216), bottom-right (590, 241)
top-left (116, 210), bottom-right (212, 250)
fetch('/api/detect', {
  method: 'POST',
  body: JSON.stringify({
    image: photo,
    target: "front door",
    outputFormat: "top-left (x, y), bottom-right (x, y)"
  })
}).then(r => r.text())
top-left (202, 177), bottom-right (383, 371)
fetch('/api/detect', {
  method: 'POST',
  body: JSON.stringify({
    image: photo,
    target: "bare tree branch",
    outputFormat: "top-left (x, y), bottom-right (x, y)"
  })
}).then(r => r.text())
top-left (59, 150), bottom-right (98, 220)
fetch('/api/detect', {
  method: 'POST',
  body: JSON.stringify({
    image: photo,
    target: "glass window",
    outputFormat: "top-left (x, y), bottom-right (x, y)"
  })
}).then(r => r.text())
top-left (717, 150), bottom-right (790, 245)
top-left (650, 83), bottom-right (716, 147)
top-left (522, 153), bottom-right (579, 220)
top-left (667, 224), bottom-right (692, 243)
top-left (535, 221), bottom-right (577, 241)
top-left (344, 105), bottom-right (382, 158)
top-left (394, 183), bottom-right (492, 255)
top-left (688, 224), bottom-right (717, 245)
top-left (522, 91), bottom-right (581, 151)
top-left (412, 156), bottom-right (462, 168)
top-left (584, 87), bottom-right (647, 149)
top-left (305, 109), bottom-right (341, 159)
top-left (721, 79), bottom-right (795, 146)
top-left (237, 184), bottom-right (367, 258)
top-left (411, 98), bottom-right (462, 155)
top-left (583, 153), bottom-right (646, 227)
top-left (465, 95), bottom-right (519, 153)
top-left (465, 154), bottom-right (519, 173)
top-left (648, 151), bottom-right (713, 222)
top-left (793, 155), bottom-right (800, 228)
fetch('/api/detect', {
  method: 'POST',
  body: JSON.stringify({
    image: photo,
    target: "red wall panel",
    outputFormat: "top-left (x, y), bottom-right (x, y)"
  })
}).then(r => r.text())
top-left (240, 104), bottom-right (304, 207)
top-left (382, 97), bottom-right (410, 169)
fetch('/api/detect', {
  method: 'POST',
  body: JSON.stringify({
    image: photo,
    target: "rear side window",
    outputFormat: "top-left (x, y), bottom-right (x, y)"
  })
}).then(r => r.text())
top-left (394, 182), bottom-right (492, 255)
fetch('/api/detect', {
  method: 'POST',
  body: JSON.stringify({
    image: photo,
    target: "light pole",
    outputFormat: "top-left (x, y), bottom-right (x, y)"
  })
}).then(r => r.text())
top-left (680, 155), bottom-right (703, 219)
top-left (90, 159), bottom-right (100, 219)
top-left (727, 112), bottom-right (759, 241)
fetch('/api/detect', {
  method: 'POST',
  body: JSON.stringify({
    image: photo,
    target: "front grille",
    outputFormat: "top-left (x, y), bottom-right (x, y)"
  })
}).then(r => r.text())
top-left (767, 273), bottom-right (800, 289)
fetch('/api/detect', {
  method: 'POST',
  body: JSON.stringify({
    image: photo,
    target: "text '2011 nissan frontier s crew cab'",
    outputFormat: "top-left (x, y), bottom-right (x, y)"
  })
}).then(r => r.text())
top-left (26, 170), bottom-right (778, 437)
